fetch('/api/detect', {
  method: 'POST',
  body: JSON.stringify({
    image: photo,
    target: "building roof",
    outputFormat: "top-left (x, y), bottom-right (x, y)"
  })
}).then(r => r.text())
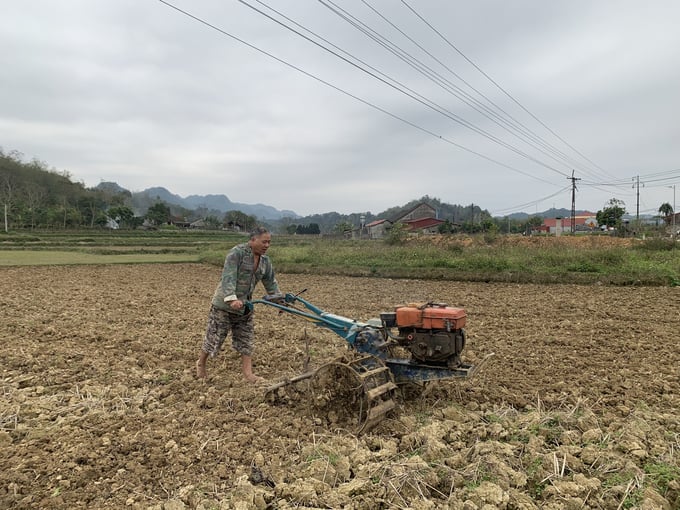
top-left (543, 215), bottom-right (597, 227)
top-left (391, 202), bottom-right (436, 223)
top-left (404, 217), bottom-right (446, 229)
top-left (366, 219), bottom-right (389, 227)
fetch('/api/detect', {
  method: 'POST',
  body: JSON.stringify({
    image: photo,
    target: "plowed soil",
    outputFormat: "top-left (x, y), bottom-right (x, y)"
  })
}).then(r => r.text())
top-left (1, 264), bottom-right (678, 509)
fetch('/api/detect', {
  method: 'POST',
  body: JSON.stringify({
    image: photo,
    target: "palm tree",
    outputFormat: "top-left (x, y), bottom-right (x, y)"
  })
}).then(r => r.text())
top-left (658, 202), bottom-right (674, 224)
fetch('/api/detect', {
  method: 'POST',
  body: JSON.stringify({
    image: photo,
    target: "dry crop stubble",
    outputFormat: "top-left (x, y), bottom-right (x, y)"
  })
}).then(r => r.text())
top-left (0, 264), bottom-right (678, 509)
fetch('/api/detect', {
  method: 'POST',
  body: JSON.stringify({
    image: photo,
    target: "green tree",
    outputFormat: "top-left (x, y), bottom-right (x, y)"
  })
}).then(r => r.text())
top-left (77, 195), bottom-right (106, 228)
top-left (658, 202), bottom-right (674, 224)
top-left (224, 210), bottom-right (257, 232)
top-left (295, 223), bottom-right (321, 235)
top-left (94, 212), bottom-right (110, 228)
top-left (334, 221), bottom-right (354, 237)
top-left (51, 197), bottom-right (81, 228)
top-left (385, 222), bottom-right (409, 245)
top-left (204, 215), bottom-right (222, 230)
top-left (129, 216), bottom-right (145, 229)
top-left (146, 202), bottom-right (171, 226)
top-left (461, 221), bottom-right (482, 234)
top-left (438, 219), bottom-right (454, 234)
top-left (527, 216), bottom-right (543, 227)
top-left (596, 198), bottom-right (626, 229)
top-left (480, 211), bottom-right (494, 232)
top-left (108, 205), bottom-right (135, 228)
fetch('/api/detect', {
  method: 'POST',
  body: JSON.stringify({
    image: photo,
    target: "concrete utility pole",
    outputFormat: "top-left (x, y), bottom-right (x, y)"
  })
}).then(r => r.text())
top-left (671, 185), bottom-right (676, 240)
top-left (567, 171), bottom-right (581, 233)
top-left (632, 176), bottom-right (644, 222)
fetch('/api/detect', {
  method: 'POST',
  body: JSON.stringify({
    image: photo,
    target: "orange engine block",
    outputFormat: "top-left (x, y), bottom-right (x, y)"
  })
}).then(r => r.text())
top-left (395, 303), bottom-right (466, 330)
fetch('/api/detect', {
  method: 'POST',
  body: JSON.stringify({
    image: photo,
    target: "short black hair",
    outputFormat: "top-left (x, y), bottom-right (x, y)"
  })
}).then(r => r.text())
top-left (249, 226), bottom-right (270, 239)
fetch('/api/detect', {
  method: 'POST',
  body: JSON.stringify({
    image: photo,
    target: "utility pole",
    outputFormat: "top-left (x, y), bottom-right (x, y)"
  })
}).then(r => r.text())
top-left (632, 176), bottom-right (644, 222)
top-left (670, 185), bottom-right (676, 240)
top-left (567, 171), bottom-right (581, 234)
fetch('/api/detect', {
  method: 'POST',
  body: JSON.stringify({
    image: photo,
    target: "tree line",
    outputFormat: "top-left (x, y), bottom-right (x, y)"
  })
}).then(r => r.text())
top-left (0, 150), bottom-right (490, 234)
top-left (0, 149), bottom-right (120, 230)
top-left (0, 150), bottom-right (263, 231)
top-left (3, 148), bottom-right (673, 236)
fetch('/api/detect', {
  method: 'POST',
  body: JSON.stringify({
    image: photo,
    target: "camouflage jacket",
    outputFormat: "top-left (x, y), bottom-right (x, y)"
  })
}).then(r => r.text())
top-left (211, 242), bottom-right (279, 313)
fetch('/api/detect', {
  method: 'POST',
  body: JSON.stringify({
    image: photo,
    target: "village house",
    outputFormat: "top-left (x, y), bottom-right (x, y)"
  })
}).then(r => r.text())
top-left (365, 219), bottom-right (390, 239)
top-left (539, 213), bottom-right (598, 234)
top-left (401, 216), bottom-right (446, 234)
top-left (365, 202), bottom-right (446, 238)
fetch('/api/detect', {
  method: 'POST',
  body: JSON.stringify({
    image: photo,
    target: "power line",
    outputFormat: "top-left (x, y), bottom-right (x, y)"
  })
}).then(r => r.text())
top-left (318, 0), bottom-right (579, 172)
top-left (156, 0), bottom-right (560, 186)
top-left (400, 0), bottom-right (618, 183)
top-left (159, 0), bottom-right (672, 214)
top-left (351, 0), bottom-right (604, 180)
top-left (491, 185), bottom-right (571, 216)
top-left (581, 169), bottom-right (680, 187)
top-left (241, 0), bottom-right (572, 178)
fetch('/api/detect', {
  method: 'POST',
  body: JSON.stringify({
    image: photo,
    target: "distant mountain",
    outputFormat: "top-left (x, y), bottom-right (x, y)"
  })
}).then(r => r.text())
top-left (142, 187), bottom-right (186, 206)
top-left (95, 181), bottom-right (131, 196)
top-left (99, 184), bottom-right (298, 220)
top-left (183, 194), bottom-right (234, 212)
top-left (183, 193), bottom-right (298, 221)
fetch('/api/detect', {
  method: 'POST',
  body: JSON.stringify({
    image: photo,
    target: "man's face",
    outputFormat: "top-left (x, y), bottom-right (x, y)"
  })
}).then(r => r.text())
top-left (250, 233), bottom-right (271, 255)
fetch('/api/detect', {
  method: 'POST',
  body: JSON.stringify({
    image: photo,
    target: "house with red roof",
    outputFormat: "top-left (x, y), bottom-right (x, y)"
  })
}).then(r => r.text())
top-left (402, 216), bottom-right (446, 234)
top-left (365, 202), bottom-right (448, 238)
top-left (541, 213), bottom-right (598, 234)
top-left (365, 219), bottom-right (390, 239)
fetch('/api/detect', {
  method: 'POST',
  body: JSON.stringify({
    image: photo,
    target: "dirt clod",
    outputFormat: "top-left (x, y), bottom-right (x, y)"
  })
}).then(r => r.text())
top-left (1, 264), bottom-right (678, 509)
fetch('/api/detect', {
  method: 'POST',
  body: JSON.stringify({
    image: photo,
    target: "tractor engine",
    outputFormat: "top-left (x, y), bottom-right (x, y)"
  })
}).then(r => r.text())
top-left (381, 303), bottom-right (466, 368)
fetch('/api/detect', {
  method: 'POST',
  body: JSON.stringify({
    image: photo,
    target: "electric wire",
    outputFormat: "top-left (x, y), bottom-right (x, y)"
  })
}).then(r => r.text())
top-left (256, 0), bottom-right (624, 192)
top-left (320, 0), bottom-right (580, 172)
top-left (491, 185), bottom-right (571, 216)
top-left (156, 0), bottom-right (558, 186)
top-left (305, 1), bottom-right (664, 210)
top-left (581, 169), bottom-right (680, 187)
top-left (400, 0), bottom-right (618, 182)
top-left (157, 0), bottom-right (672, 215)
top-left (352, 0), bottom-right (602, 180)
top-left (241, 0), bottom-right (572, 179)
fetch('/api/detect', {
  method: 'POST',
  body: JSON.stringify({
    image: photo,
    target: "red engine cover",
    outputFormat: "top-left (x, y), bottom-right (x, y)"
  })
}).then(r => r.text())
top-left (395, 303), bottom-right (466, 329)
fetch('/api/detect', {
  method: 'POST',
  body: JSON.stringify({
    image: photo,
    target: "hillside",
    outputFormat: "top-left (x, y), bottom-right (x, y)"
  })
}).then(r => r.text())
top-left (2, 149), bottom-right (615, 232)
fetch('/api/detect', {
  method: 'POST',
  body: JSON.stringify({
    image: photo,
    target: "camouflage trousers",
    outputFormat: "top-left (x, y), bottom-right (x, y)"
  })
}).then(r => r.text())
top-left (202, 304), bottom-right (256, 357)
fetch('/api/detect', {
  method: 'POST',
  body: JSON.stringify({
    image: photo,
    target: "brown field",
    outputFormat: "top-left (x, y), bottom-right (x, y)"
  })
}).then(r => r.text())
top-left (1, 264), bottom-right (678, 509)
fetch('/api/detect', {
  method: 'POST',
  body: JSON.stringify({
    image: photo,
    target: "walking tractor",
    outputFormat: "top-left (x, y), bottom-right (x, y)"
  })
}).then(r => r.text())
top-left (250, 291), bottom-right (482, 433)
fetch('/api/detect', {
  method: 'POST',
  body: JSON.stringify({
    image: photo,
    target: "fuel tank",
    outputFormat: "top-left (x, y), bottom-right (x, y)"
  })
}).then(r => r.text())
top-left (394, 302), bottom-right (466, 330)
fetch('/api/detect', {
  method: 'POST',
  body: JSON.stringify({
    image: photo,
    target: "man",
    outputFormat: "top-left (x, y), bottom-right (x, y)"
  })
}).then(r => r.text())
top-left (196, 226), bottom-right (280, 383)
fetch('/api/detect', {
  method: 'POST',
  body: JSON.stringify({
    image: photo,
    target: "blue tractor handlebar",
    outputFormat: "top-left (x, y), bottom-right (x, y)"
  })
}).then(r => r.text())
top-left (248, 292), bottom-right (375, 346)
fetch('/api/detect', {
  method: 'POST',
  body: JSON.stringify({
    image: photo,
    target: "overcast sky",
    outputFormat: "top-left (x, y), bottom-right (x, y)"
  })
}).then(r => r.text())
top-left (2, 1), bottom-right (679, 217)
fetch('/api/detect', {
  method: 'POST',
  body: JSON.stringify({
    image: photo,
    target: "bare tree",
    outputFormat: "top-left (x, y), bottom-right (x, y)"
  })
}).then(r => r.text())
top-left (0, 172), bottom-right (16, 231)
top-left (25, 186), bottom-right (47, 229)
